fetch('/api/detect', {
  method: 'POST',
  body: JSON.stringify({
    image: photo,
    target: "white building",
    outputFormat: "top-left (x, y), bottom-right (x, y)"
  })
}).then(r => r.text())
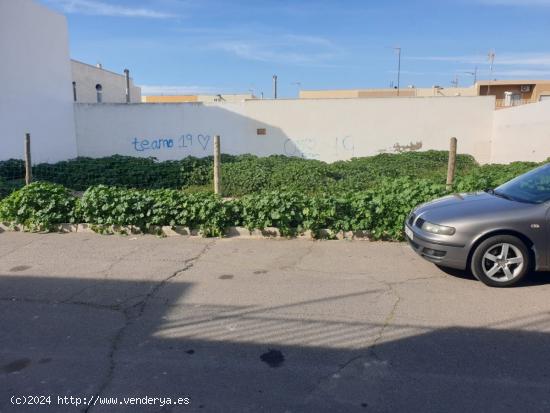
top-left (0, 0), bottom-right (77, 162)
top-left (71, 60), bottom-right (141, 104)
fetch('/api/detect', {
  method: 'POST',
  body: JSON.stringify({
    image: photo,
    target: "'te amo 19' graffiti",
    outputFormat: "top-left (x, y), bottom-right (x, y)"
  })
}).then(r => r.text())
top-left (132, 134), bottom-right (211, 152)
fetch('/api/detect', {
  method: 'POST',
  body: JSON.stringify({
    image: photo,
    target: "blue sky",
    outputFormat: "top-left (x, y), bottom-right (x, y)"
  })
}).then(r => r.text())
top-left (41, 0), bottom-right (550, 97)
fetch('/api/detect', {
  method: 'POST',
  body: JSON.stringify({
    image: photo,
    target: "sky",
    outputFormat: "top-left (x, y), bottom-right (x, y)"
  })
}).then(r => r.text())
top-left (40, 0), bottom-right (550, 98)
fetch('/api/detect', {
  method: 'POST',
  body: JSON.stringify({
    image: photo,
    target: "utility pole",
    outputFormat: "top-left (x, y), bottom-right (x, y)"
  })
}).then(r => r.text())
top-left (393, 47), bottom-right (402, 96)
top-left (451, 74), bottom-right (459, 88)
top-left (487, 50), bottom-right (495, 96)
top-left (272, 75), bottom-right (278, 99)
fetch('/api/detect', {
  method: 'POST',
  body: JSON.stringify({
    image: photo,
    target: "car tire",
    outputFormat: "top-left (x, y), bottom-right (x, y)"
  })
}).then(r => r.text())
top-left (470, 235), bottom-right (530, 287)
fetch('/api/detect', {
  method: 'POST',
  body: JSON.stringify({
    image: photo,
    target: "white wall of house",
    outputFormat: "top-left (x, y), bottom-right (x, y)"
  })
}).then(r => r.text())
top-left (71, 60), bottom-right (141, 104)
top-left (0, 0), bottom-right (77, 163)
top-left (74, 97), bottom-right (495, 163)
top-left (491, 100), bottom-right (550, 164)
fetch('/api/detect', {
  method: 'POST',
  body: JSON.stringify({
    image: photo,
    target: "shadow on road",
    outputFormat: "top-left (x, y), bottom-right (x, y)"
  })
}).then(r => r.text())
top-left (2, 274), bottom-right (550, 412)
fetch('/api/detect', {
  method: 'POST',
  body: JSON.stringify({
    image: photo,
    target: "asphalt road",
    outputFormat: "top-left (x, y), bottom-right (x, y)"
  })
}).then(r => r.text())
top-left (2, 232), bottom-right (550, 413)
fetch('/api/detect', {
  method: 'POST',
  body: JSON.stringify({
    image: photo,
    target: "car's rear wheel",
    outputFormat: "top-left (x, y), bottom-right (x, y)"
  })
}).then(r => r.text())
top-left (471, 235), bottom-right (530, 287)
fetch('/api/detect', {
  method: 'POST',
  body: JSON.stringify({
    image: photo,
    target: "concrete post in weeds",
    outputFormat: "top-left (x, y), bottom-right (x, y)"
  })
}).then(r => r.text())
top-left (24, 133), bottom-right (32, 185)
top-left (213, 135), bottom-right (221, 195)
top-left (446, 137), bottom-right (457, 191)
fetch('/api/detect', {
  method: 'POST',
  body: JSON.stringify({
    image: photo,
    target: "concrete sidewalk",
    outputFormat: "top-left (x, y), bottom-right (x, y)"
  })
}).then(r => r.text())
top-left (2, 233), bottom-right (550, 412)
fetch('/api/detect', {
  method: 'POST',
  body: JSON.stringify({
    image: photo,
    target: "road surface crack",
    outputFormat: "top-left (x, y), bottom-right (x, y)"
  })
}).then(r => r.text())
top-left (82, 240), bottom-right (215, 413)
top-left (306, 277), bottom-right (401, 401)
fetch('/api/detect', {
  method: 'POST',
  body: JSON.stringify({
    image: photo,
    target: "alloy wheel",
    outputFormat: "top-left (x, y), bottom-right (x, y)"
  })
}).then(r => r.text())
top-left (481, 243), bottom-right (524, 282)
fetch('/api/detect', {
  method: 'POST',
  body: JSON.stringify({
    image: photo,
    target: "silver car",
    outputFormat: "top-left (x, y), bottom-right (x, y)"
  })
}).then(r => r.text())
top-left (405, 163), bottom-right (550, 287)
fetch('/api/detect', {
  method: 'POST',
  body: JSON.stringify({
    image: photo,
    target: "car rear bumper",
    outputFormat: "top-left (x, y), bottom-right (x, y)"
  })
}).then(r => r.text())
top-left (405, 223), bottom-right (469, 270)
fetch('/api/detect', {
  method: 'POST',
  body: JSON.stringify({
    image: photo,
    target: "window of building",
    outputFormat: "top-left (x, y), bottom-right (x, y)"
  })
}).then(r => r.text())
top-left (96, 84), bottom-right (103, 103)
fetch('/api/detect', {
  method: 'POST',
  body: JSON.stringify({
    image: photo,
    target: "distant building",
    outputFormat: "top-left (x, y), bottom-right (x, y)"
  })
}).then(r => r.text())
top-left (476, 80), bottom-right (550, 108)
top-left (71, 60), bottom-right (141, 104)
top-left (300, 88), bottom-right (416, 99)
top-left (300, 80), bottom-right (550, 108)
top-left (299, 87), bottom-right (475, 99)
top-left (141, 93), bottom-right (255, 103)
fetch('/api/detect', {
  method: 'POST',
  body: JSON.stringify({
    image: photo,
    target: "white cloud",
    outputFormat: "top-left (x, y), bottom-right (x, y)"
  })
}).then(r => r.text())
top-left (211, 34), bottom-right (337, 65)
top-left (139, 85), bottom-right (222, 95)
top-left (48, 0), bottom-right (177, 18)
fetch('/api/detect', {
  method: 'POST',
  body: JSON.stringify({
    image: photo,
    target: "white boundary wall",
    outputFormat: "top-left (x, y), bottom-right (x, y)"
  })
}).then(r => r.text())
top-left (75, 96), bottom-right (495, 164)
top-left (491, 100), bottom-right (550, 164)
top-left (0, 0), bottom-right (77, 162)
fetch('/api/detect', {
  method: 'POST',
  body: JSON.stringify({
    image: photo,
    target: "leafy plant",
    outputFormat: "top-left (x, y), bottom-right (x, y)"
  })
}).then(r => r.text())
top-left (364, 178), bottom-right (448, 240)
top-left (0, 151), bottom-right (477, 195)
top-left (238, 191), bottom-right (309, 236)
top-left (78, 185), bottom-right (237, 236)
top-left (454, 161), bottom-right (541, 192)
top-left (1, 151), bottom-right (547, 241)
top-left (0, 182), bottom-right (77, 231)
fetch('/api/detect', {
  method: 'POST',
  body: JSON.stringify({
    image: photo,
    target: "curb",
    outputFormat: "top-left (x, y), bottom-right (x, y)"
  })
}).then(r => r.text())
top-left (0, 222), bottom-right (371, 240)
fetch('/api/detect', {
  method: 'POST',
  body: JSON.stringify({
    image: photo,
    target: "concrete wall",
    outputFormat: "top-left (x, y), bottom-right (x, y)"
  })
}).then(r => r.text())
top-left (0, 0), bottom-right (77, 162)
top-left (491, 100), bottom-right (550, 164)
top-left (415, 87), bottom-right (477, 97)
top-left (300, 87), bottom-right (477, 99)
top-left (74, 96), bottom-right (495, 163)
top-left (141, 94), bottom-right (254, 103)
top-left (71, 60), bottom-right (141, 104)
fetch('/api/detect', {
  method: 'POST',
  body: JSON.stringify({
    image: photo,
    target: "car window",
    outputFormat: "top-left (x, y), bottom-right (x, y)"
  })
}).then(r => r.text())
top-left (495, 164), bottom-right (550, 204)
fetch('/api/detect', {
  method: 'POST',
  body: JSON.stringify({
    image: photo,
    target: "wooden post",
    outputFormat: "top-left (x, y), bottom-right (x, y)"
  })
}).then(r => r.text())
top-left (213, 135), bottom-right (221, 195)
top-left (446, 137), bottom-right (457, 191)
top-left (24, 133), bottom-right (32, 185)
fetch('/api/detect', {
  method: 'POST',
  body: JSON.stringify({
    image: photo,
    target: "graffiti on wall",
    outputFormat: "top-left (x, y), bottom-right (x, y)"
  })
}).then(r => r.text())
top-left (283, 136), bottom-right (355, 159)
top-left (378, 140), bottom-right (423, 154)
top-left (131, 134), bottom-right (211, 152)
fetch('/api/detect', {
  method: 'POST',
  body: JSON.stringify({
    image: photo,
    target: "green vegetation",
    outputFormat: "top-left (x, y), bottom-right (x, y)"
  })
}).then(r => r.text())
top-left (0, 151), bottom-right (547, 240)
top-left (0, 177), bottom-right (11, 199)
top-left (0, 151), bottom-right (478, 195)
top-left (0, 179), bottom-right (447, 240)
top-left (78, 186), bottom-right (238, 237)
top-left (0, 182), bottom-right (77, 231)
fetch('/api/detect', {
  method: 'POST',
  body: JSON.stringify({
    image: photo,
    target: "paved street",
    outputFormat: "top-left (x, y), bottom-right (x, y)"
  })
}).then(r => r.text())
top-left (2, 232), bottom-right (550, 412)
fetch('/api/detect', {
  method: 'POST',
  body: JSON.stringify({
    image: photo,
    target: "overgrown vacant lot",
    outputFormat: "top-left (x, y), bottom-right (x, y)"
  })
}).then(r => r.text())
top-left (0, 151), bottom-right (546, 240)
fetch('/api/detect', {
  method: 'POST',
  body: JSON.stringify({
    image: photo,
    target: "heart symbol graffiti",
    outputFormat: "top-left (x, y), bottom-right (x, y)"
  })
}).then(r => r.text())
top-left (198, 134), bottom-right (211, 151)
